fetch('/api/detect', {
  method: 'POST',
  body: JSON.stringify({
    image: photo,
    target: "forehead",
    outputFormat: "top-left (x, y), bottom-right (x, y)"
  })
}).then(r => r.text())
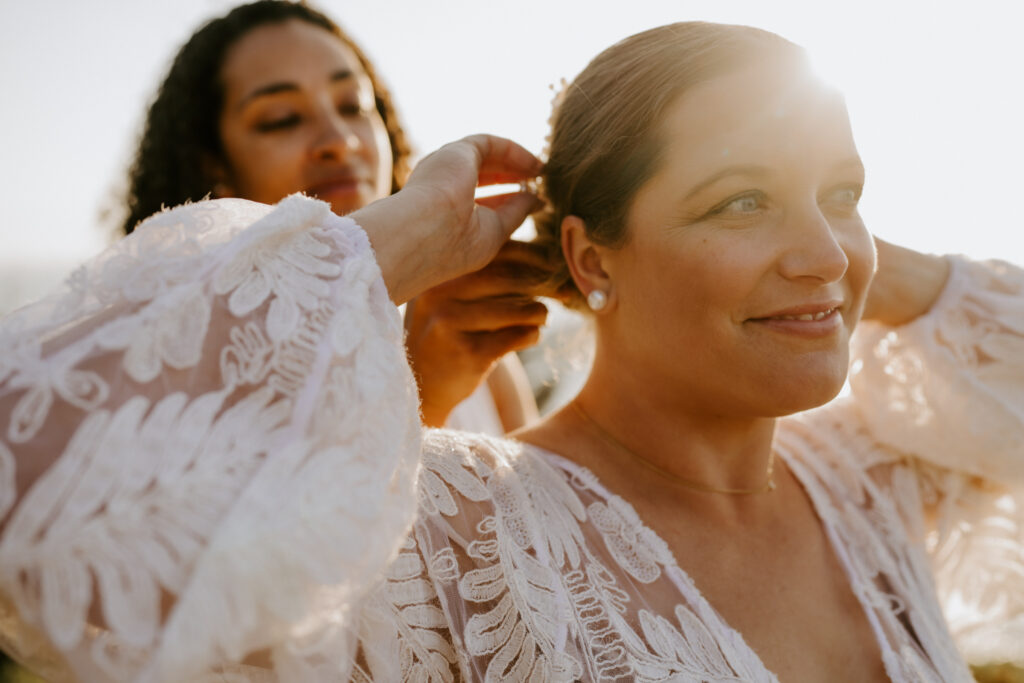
top-left (658, 60), bottom-right (856, 170)
top-left (220, 19), bottom-right (370, 94)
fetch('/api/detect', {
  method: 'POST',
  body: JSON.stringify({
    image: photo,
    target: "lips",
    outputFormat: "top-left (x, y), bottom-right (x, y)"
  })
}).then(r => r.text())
top-left (751, 300), bottom-right (844, 322)
top-left (306, 173), bottom-right (365, 199)
top-left (746, 301), bottom-right (845, 338)
top-left (762, 307), bottom-right (838, 322)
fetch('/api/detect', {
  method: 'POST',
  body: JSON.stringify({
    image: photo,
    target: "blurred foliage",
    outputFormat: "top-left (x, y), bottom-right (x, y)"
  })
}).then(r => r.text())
top-left (973, 662), bottom-right (1024, 683)
top-left (0, 652), bottom-right (44, 683)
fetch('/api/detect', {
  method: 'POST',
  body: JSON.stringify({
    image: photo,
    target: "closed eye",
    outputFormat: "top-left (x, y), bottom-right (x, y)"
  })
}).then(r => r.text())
top-left (338, 103), bottom-right (365, 117)
top-left (255, 114), bottom-right (301, 132)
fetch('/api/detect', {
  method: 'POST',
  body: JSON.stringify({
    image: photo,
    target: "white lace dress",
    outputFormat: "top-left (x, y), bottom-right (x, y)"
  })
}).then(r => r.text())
top-left (0, 197), bottom-right (1020, 682)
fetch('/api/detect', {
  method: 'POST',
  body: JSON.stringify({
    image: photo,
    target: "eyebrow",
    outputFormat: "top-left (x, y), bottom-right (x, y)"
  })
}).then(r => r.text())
top-left (684, 164), bottom-right (771, 200)
top-left (684, 157), bottom-right (865, 200)
top-left (237, 69), bottom-right (355, 110)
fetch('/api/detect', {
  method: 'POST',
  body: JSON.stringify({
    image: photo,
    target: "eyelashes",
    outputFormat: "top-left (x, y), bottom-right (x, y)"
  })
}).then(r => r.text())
top-left (824, 184), bottom-right (862, 204)
top-left (701, 183), bottom-right (863, 222)
top-left (707, 191), bottom-right (767, 217)
top-left (253, 101), bottom-right (371, 133)
top-left (255, 114), bottom-right (301, 132)
top-left (818, 184), bottom-right (863, 216)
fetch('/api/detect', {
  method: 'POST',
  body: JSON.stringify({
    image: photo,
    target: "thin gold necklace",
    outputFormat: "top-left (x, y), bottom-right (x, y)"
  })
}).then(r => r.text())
top-left (570, 401), bottom-right (776, 495)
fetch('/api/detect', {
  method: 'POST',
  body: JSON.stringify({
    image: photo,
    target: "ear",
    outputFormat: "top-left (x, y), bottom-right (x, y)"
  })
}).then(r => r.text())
top-left (561, 215), bottom-right (613, 310)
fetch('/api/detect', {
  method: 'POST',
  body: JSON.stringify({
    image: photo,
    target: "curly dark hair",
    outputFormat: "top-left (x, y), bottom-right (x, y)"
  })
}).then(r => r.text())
top-left (121, 0), bottom-right (411, 235)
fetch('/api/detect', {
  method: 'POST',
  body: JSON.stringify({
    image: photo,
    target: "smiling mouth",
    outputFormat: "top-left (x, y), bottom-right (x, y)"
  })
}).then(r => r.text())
top-left (761, 307), bottom-right (838, 322)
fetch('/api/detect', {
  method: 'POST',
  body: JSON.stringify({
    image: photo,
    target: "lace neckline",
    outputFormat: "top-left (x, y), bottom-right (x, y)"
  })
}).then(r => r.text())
top-left (520, 439), bottom-right (908, 681)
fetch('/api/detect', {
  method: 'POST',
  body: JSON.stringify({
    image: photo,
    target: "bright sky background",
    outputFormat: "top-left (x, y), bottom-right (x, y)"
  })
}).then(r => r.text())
top-left (2, 0), bottom-right (1023, 312)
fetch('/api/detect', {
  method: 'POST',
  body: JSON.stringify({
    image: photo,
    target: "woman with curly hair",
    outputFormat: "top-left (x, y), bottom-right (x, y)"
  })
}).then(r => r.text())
top-left (122, 0), bottom-right (544, 433)
top-left (122, 1), bottom-right (410, 235)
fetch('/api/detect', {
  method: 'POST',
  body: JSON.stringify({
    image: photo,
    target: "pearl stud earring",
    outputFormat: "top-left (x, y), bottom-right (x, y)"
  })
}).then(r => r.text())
top-left (586, 289), bottom-right (607, 311)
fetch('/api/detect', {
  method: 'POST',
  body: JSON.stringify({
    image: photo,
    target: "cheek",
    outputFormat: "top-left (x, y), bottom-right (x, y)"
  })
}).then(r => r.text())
top-left (624, 240), bottom-right (732, 329)
top-left (681, 235), bottom-right (773, 311)
top-left (228, 137), bottom-right (307, 200)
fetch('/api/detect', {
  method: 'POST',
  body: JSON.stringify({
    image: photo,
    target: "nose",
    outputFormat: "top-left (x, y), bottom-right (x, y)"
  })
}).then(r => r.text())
top-left (310, 110), bottom-right (361, 162)
top-left (778, 205), bottom-right (849, 283)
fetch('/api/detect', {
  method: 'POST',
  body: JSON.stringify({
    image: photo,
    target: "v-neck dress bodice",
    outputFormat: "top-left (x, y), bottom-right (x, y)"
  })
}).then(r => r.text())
top-left (367, 419), bottom-right (971, 682)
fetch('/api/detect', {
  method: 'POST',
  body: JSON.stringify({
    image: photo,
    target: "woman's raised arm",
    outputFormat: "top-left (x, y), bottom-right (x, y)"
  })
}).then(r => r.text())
top-left (0, 136), bottom-right (540, 681)
top-left (860, 237), bottom-right (951, 326)
top-left (843, 249), bottom-right (1024, 662)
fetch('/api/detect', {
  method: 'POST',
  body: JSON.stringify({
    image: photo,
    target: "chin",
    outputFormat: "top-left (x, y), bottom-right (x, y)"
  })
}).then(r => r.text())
top-left (324, 197), bottom-right (364, 215)
top-left (773, 370), bottom-right (848, 416)
top-left (748, 353), bottom-right (849, 417)
top-left (313, 185), bottom-right (375, 215)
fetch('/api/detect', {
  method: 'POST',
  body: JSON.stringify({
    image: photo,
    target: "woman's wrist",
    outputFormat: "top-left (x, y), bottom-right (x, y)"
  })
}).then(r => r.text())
top-left (352, 189), bottom-right (444, 305)
top-left (350, 135), bottom-right (543, 306)
top-left (861, 238), bottom-right (951, 326)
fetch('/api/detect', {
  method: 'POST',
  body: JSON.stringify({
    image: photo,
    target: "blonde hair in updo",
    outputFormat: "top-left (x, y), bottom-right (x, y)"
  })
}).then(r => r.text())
top-left (533, 22), bottom-right (805, 309)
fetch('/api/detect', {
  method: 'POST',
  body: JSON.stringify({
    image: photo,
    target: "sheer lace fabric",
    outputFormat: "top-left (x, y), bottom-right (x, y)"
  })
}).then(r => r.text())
top-left (0, 197), bottom-right (422, 681)
top-left (846, 257), bottom-right (1024, 664)
top-left (0, 196), bottom-right (1020, 681)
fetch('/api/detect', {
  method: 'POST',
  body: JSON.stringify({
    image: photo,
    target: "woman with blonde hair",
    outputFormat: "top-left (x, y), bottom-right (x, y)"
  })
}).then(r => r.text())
top-left (0, 19), bottom-right (1021, 682)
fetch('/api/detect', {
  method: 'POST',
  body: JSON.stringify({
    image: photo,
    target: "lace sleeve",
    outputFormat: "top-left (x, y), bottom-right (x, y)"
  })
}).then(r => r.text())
top-left (849, 255), bottom-right (1024, 482)
top-left (0, 196), bottom-right (423, 681)
top-left (847, 254), bottom-right (1024, 663)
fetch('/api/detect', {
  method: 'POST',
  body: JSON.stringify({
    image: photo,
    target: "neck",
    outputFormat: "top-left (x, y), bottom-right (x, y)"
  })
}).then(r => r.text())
top-left (569, 347), bottom-right (778, 497)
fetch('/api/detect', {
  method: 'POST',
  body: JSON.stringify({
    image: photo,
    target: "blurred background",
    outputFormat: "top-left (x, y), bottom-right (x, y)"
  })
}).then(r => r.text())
top-left (1, 0), bottom-right (1023, 315)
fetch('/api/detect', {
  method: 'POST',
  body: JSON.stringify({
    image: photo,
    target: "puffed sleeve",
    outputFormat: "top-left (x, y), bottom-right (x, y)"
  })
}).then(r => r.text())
top-left (848, 254), bottom-right (1024, 663)
top-left (849, 256), bottom-right (1024, 482)
top-left (0, 195), bottom-right (423, 681)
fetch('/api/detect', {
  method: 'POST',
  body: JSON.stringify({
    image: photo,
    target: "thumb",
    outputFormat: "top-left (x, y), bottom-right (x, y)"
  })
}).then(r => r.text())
top-left (477, 191), bottom-right (544, 242)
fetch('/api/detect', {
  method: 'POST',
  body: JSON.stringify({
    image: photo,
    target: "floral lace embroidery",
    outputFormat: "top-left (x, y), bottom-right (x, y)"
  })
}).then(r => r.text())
top-left (213, 226), bottom-right (342, 343)
top-left (587, 497), bottom-right (674, 584)
top-left (397, 419), bottom-right (999, 682)
top-left (408, 435), bottom-right (783, 682)
top-left (0, 196), bottom-right (422, 681)
top-left (355, 536), bottom-right (458, 682)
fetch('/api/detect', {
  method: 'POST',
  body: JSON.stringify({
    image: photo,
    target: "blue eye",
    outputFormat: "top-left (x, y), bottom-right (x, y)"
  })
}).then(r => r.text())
top-left (726, 194), bottom-right (761, 212)
top-left (823, 185), bottom-right (862, 210)
top-left (709, 191), bottom-right (766, 217)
